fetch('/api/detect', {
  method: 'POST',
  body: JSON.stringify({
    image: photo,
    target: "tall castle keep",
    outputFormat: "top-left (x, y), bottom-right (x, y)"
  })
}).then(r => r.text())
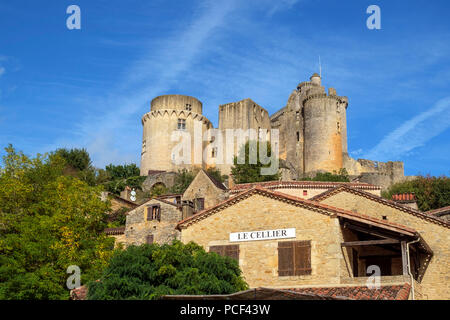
top-left (140, 74), bottom-right (406, 189)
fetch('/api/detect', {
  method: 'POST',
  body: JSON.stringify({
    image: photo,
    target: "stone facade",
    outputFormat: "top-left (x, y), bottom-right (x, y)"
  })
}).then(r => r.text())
top-left (182, 169), bottom-right (228, 218)
top-left (314, 187), bottom-right (450, 300)
top-left (123, 198), bottom-right (182, 246)
top-left (140, 95), bottom-right (213, 175)
top-left (139, 75), bottom-right (408, 190)
top-left (177, 188), bottom-right (433, 298)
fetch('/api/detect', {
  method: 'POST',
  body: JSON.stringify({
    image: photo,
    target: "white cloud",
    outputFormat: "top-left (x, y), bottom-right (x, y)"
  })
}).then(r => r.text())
top-left (365, 97), bottom-right (450, 161)
top-left (50, 0), bottom-right (239, 167)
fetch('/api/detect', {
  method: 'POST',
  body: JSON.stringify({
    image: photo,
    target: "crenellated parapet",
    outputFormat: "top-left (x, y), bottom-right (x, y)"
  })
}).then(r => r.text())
top-left (141, 109), bottom-right (212, 126)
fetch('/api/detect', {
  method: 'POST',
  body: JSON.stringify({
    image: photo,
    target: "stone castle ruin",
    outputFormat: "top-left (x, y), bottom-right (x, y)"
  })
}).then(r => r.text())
top-left (140, 73), bottom-right (407, 189)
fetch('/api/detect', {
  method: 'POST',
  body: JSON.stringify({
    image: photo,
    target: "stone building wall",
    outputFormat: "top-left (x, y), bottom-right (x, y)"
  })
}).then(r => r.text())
top-left (318, 190), bottom-right (450, 300)
top-left (180, 194), bottom-right (344, 288)
top-left (124, 199), bottom-right (182, 246)
top-left (216, 98), bottom-right (271, 175)
top-left (140, 95), bottom-right (213, 175)
top-left (182, 170), bottom-right (228, 212)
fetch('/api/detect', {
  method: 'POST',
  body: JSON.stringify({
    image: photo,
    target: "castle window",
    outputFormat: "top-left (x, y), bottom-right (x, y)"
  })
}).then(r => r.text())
top-left (177, 118), bottom-right (186, 130)
top-left (296, 132), bottom-right (300, 142)
top-left (303, 190), bottom-right (308, 196)
top-left (278, 240), bottom-right (311, 276)
top-left (211, 147), bottom-right (217, 158)
top-left (209, 245), bottom-right (239, 262)
top-left (185, 104), bottom-right (192, 111)
top-left (337, 122), bottom-right (340, 132)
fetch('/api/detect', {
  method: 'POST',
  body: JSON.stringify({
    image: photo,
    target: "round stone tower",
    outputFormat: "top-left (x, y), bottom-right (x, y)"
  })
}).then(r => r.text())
top-left (140, 95), bottom-right (212, 175)
top-left (302, 74), bottom-right (349, 174)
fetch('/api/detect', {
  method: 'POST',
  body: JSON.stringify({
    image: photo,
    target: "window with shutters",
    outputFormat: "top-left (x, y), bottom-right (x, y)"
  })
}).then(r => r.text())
top-left (195, 198), bottom-right (205, 211)
top-left (278, 240), bottom-right (311, 276)
top-left (146, 204), bottom-right (161, 221)
top-left (209, 245), bottom-right (239, 262)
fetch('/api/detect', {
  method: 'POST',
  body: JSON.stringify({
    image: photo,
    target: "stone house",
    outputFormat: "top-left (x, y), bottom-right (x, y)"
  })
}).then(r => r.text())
top-left (181, 169), bottom-right (228, 219)
top-left (114, 198), bottom-right (182, 247)
top-left (176, 186), bottom-right (449, 300)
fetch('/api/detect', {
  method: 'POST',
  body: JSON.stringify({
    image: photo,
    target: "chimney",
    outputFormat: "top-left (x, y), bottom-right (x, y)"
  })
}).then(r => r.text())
top-left (392, 193), bottom-right (418, 210)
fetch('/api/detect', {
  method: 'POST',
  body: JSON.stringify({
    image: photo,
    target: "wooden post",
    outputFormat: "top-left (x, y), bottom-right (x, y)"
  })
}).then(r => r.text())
top-left (401, 241), bottom-right (408, 276)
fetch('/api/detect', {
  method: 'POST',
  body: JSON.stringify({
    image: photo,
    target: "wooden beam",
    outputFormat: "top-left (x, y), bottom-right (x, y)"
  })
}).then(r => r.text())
top-left (401, 241), bottom-right (409, 276)
top-left (341, 239), bottom-right (400, 247)
top-left (343, 222), bottom-right (404, 240)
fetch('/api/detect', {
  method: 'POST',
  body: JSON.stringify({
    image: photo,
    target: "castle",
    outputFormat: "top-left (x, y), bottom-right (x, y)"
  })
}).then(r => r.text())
top-left (140, 73), bottom-right (406, 189)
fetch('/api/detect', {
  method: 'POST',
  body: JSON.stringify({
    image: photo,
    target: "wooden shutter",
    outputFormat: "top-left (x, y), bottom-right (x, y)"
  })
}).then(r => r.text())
top-left (209, 245), bottom-right (239, 262)
top-left (197, 198), bottom-right (205, 211)
top-left (146, 234), bottom-right (154, 244)
top-left (278, 241), bottom-right (294, 276)
top-left (294, 241), bottom-right (311, 275)
top-left (145, 207), bottom-right (151, 221)
top-left (225, 245), bottom-right (239, 261)
top-left (209, 245), bottom-right (225, 256)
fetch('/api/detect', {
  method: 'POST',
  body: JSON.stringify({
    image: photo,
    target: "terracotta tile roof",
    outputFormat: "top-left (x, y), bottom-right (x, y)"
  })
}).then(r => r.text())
top-left (104, 226), bottom-right (125, 235)
top-left (177, 186), bottom-right (418, 237)
top-left (284, 283), bottom-right (411, 300)
top-left (426, 206), bottom-right (450, 217)
top-left (311, 185), bottom-right (450, 229)
top-left (230, 180), bottom-right (381, 193)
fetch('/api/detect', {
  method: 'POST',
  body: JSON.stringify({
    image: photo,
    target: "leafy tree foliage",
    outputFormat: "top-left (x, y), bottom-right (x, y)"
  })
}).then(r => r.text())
top-left (87, 241), bottom-right (248, 300)
top-left (382, 175), bottom-right (450, 211)
top-left (0, 145), bottom-right (114, 299)
top-left (169, 169), bottom-right (197, 194)
top-left (206, 167), bottom-right (227, 183)
top-left (54, 148), bottom-right (92, 172)
top-left (105, 164), bottom-right (140, 180)
top-left (231, 141), bottom-right (280, 184)
top-left (303, 168), bottom-right (350, 182)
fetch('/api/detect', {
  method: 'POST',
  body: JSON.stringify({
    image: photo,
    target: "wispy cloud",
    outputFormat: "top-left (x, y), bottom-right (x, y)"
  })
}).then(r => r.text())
top-left (50, 0), bottom-right (240, 167)
top-left (365, 97), bottom-right (450, 161)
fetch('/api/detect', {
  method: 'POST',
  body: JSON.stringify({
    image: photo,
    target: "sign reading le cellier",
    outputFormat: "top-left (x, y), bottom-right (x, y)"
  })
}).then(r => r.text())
top-left (229, 228), bottom-right (296, 242)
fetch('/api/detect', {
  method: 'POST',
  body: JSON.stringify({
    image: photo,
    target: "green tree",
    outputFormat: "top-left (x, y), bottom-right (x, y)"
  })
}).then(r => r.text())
top-left (206, 167), bottom-right (227, 183)
top-left (87, 241), bottom-right (248, 300)
top-left (382, 175), bottom-right (450, 211)
top-left (105, 163), bottom-right (140, 180)
top-left (303, 168), bottom-right (350, 182)
top-left (0, 145), bottom-right (115, 299)
top-left (231, 141), bottom-right (280, 184)
top-left (169, 169), bottom-right (197, 194)
top-left (54, 148), bottom-right (92, 172)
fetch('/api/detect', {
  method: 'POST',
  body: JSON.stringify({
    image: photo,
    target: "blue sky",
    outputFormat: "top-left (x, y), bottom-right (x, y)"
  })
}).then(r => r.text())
top-left (0, 0), bottom-right (449, 176)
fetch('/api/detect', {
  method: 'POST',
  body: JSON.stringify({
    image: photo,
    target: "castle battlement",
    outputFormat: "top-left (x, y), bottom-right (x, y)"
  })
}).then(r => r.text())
top-left (139, 74), bottom-right (406, 189)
